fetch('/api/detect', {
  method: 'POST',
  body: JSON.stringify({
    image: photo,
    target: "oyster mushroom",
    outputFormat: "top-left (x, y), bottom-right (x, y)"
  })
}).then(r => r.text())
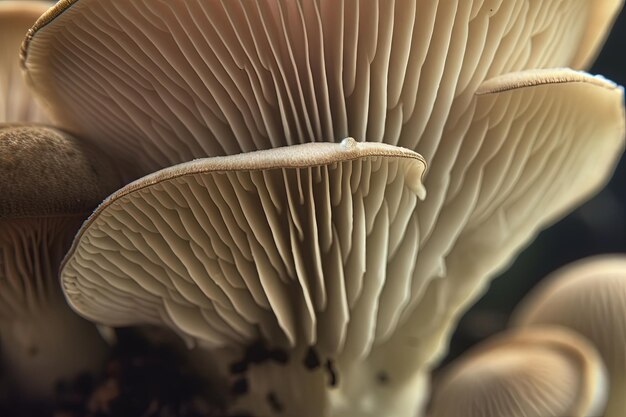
top-left (428, 326), bottom-right (608, 417)
top-left (0, 125), bottom-right (120, 398)
top-left (512, 255), bottom-right (626, 417)
top-left (60, 139), bottom-right (427, 417)
top-left (0, 1), bottom-right (49, 123)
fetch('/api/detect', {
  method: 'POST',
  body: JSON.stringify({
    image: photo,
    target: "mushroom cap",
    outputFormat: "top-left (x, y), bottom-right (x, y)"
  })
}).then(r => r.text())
top-left (512, 255), bottom-right (626, 375)
top-left (61, 140), bottom-right (426, 359)
top-left (429, 326), bottom-right (608, 417)
top-left (0, 1), bottom-right (50, 123)
top-left (393, 69), bottom-right (625, 329)
top-left (402, 70), bottom-right (625, 320)
top-left (0, 125), bottom-right (122, 218)
top-left (21, 0), bottom-right (622, 176)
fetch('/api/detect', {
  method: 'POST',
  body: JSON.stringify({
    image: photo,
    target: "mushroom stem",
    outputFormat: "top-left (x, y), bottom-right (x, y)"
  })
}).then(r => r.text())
top-left (213, 344), bottom-right (428, 417)
top-left (0, 216), bottom-right (107, 399)
top-left (328, 361), bottom-right (429, 417)
top-left (218, 345), bottom-right (330, 417)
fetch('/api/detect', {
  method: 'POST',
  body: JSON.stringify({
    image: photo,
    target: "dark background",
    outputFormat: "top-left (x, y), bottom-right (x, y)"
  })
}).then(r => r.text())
top-left (444, 8), bottom-right (626, 365)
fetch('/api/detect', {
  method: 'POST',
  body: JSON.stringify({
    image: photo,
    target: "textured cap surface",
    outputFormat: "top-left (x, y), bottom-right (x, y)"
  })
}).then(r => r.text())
top-left (0, 125), bottom-right (122, 218)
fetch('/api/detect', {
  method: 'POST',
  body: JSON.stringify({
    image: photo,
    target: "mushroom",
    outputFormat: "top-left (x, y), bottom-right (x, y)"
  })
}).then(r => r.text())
top-left (428, 326), bottom-right (608, 417)
top-left (0, 125), bottom-right (121, 398)
top-left (512, 255), bottom-right (626, 417)
top-left (18, 0), bottom-right (625, 415)
top-left (60, 139), bottom-right (427, 417)
top-left (21, 0), bottom-right (624, 177)
top-left (346, 69), bottom-right (625, 417)
top-left (0, 1), bottom-right (49, 123)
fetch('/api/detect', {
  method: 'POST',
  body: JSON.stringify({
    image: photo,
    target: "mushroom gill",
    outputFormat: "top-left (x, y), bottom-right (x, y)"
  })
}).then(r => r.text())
top-left (22, 0), bottom-right (623, 175)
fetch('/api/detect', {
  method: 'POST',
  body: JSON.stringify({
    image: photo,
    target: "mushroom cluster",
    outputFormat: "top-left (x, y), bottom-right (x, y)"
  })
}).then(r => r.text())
top-left (0, 0), bottom-right (624, 416)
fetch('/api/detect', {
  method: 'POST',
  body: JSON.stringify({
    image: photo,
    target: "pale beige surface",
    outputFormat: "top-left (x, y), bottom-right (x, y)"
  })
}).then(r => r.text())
top-left (571, 0), bottom-right (624, 68)
top-left (357, 70), bottom-right (624, 417)
top-left (20, 0), bottom-right (625, 415)
top-left (62, 141), bottom-right (426, 351)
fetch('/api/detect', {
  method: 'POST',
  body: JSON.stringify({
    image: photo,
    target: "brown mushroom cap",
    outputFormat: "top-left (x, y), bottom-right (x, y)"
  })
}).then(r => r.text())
top-left (429, 326), bottom-right (608, 417)
top-left (512, 255), bottom-right (626, 417)
top-left (0, 125), bottom-right (121, 398)
top-left (21, 0), bottom-right (622, 176)
top-left (0, 1), bottom-right (50, 123)
top-left (0, 125), bottom-right (122, 218)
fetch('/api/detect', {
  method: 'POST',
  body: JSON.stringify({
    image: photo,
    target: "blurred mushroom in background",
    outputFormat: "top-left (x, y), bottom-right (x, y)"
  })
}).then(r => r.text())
top-left (0, 125), bottom-right (121, 399)
top-left (512, 255), bottom-right (626, 417)
top-left (428, 326), bottom-right (608, 417)
top-left (0, 1), bottom-right (49, 123)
